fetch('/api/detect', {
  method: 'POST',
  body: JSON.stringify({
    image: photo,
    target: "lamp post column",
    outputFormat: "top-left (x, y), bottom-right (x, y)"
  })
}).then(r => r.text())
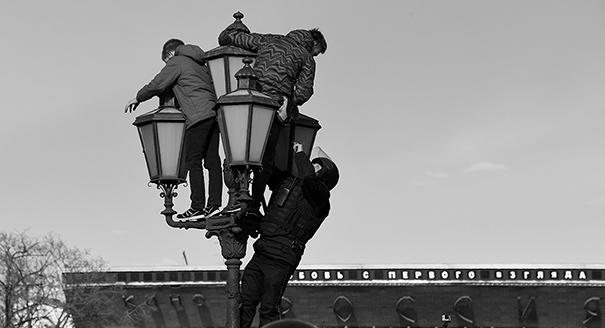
top-left (217, 230), bottom-right (248, 328)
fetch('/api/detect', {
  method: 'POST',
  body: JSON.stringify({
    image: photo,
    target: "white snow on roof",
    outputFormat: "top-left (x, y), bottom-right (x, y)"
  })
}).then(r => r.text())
top-left (107, 263), bottom-right (605, 272)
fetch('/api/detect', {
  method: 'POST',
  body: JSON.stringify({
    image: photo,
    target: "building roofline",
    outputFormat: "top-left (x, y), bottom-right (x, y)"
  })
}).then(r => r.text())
top-left (104, 263), bottom-right (605, 272)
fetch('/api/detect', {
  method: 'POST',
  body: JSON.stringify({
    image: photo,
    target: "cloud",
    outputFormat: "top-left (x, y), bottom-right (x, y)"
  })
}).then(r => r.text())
top-left (111, 229), bottom-right (128, 236)
top-left (412, 180), bottom-right (428, 186)
top-left (586, 197), bottom-right (605, 205)
top-left (425, 171), bottom-right (449, 179)
top-left (412, 171), bottom-right (449, 186)
top-left (464, 161), bottom-right (509, 173)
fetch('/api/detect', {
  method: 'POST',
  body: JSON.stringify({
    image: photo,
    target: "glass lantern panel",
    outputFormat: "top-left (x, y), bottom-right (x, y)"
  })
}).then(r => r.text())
top-left (221, 104), bottom-right (250, 163)
top-left (293, 125), bottom-right (317, 155)
top-left (156, 121), bottom-right (185, 178)
top-left (228, 56), bottom-right (254, 91)
top-left (248, 105), bottom-right (274, 164)
top-left (208, 58), bottom-right (226, 97)
top-left (216, 109), bottom-right (228, 160)
top-left (273, 124), bottom-right (290, 172)
top-left (138, 124), bottom-right (159, 179)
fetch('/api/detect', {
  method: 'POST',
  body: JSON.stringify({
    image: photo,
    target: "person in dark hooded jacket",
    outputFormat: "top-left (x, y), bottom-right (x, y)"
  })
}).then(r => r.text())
top-left (239, 142), bottom-right (339, 328)
top-left (218, 27), bottom-right (328, 215)
top-left (125, 39), bottom-right (222, 220)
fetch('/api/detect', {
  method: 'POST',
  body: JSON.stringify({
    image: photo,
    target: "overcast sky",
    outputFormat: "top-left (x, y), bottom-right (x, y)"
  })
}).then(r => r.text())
top-left (1, 0), bottom-right (605, 268)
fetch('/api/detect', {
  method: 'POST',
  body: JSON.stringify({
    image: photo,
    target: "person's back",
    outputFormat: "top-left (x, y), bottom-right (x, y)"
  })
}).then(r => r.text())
top-left (246, 31), bottom-right (315, 105)
top-left (219, 28), bottom-right (326, 118)
top-left (136, 44), bottom-right (217, 128)
top-left (126, 39), bottom-right (223, 221)
top-left (219, 27), bottom-right (327, 213)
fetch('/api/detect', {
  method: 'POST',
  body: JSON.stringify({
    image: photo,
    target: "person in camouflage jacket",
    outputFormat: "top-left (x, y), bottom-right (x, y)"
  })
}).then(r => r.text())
top-left (218, 27), bottom-right (327, 213)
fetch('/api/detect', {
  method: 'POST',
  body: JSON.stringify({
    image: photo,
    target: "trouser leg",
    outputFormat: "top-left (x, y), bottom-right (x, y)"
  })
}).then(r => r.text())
top-left (203, 120), bottom-right (222, 207)
top-left (257, 257), bottom-right (295, 327)
top-left (240, 254), bottom-right (264, 328)
top-left (184, 119), bottom-right (214, 210)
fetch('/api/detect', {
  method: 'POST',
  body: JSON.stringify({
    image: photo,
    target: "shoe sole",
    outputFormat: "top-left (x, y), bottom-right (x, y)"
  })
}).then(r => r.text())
top-left (181, 218), bottom-right (206, 223)
top-left (177, 213), bottom-right (206, 221)
top-left (204, 209), bottom-right (221, 218)
top-left (221, 207), bottom-right (241, 214)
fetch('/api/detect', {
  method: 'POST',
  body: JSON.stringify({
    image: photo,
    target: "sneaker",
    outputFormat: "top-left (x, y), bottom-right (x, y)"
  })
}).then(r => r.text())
top-left (176, 208), bottom-right (205, 221)
top-left (202, 205), bottom-right (221, 218)
top-left (221, 203), bottom-right (242, 214)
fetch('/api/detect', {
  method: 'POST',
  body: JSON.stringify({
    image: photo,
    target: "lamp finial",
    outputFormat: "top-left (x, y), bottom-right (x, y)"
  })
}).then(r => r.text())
top-left (227, 11), bottom-right (250, 33)
top-left (235, 57), bottom-right (257, 90)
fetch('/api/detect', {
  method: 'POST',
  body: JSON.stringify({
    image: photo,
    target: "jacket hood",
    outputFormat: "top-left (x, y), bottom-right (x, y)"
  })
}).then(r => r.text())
top-left (286, 30), bottom-right (315, 53)
top-left (175, 44), bottom-right (205, 64)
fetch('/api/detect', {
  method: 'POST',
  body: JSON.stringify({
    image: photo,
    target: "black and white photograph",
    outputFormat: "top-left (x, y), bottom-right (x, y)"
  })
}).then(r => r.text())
top-left (1, 1), bottom-right (605, 327)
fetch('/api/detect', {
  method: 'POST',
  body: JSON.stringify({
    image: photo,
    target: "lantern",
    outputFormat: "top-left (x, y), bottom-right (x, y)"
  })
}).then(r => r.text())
top-left (133, 96), bottom-right (187, 185)
top-left (274, 113), bottom-right (322, 174)
top-left (217, 58), bottom-right (279, 167)
top-left (205, 12), bottom-right (257, 98)
top-left (290, 113), bottom-right (321, 159)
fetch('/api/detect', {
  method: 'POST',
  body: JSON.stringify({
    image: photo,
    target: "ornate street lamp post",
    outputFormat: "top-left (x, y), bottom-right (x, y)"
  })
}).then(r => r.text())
top-left (133, 58), bottom-right (278, 328)
top-left (214, 58), bottom-right (279, 327)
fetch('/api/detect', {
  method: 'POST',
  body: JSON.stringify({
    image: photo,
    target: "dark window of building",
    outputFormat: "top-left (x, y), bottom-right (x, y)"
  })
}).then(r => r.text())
top-left (143, 272), bottom-right (153, 282)
top-left (592, 270), bottom-right (602, 280)
top-left (374, 270), bottom-right (384, 279)
top-left (220, 271), bottom-right (227, 281)
top-left (169, 271), bottom-right (178, 281)
top-left (480, 270), bottom-right (490, 279)
top-left (182, 272), bottom-right (192, 281)
top-left (156, 272), bottom-right (165, 282)
top-left (117, 272), bottom-right (127, 282)
top-left (346, 270), bottom-right (358, 280)
top-left (333, 296), bottom-right (354, 323)
top-left (194, 272), bottom-right (204, 281)
top-left (192, 294), bottom-right (206, 306)
top-left (128, 272), bottom-right (138, 282)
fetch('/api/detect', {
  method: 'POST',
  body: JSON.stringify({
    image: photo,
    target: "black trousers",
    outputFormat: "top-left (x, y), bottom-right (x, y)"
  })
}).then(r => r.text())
top-left (240, 252), bottom-right (296, 328)
top-left (184, 118), bottom-right (222, 210)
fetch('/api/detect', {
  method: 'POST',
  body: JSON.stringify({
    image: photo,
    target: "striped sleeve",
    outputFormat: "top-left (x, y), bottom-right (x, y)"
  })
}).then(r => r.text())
top-left (294, 57), bottom-right (315, 105)
top-left (218, 29), bottom-right (265, 52)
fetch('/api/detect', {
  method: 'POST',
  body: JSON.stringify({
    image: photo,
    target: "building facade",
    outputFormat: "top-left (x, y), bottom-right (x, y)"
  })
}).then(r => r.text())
top-left (66, 265), bottom-right (605, 328)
